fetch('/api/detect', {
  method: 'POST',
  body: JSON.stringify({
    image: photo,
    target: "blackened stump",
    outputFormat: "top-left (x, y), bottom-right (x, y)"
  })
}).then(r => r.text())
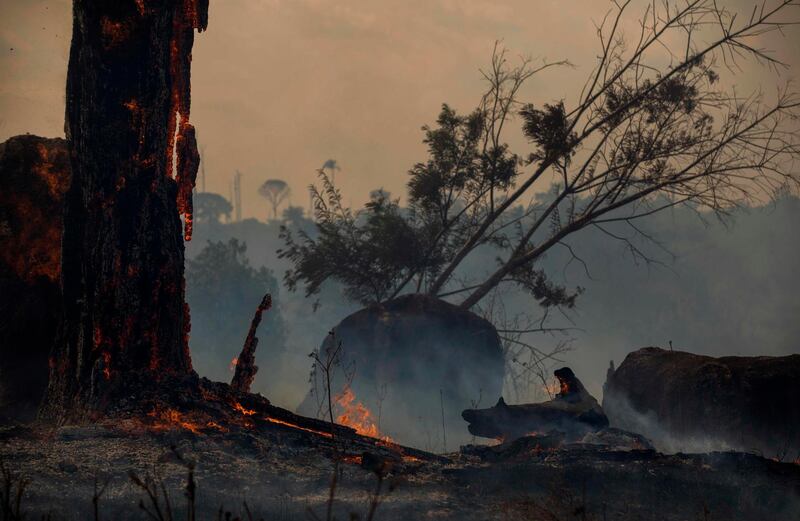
top-left (41, 0), bottom-right (208, 421)
top-left (0, 136), bottom-right (70, 423)
top-left (231, 294), bottom-right (272, 393)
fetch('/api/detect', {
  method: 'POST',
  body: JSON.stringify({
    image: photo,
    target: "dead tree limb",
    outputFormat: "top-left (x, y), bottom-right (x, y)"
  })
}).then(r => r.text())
top-left (231, 294), bottom-right (272, 393)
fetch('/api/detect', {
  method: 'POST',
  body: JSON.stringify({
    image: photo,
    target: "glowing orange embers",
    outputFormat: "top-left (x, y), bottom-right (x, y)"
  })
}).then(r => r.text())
top-left (99, 16), bottom-right (131, 49)
top-left (229, 357), bottom-right (239, 372)
top-left (341, 454), bottom-right (363, 465)
top-left (542, 381), bottom-right (561, 398)
top-left (232, 402), bottom-right (256, 416)
top-left (262, 417), bottom-right (333, 439)
top-left (148, 408), bottom-right (202, 434)
top-left (335, 386), bottom-right (392, 442)
top-left (146, 407), bottom-right (227, 435)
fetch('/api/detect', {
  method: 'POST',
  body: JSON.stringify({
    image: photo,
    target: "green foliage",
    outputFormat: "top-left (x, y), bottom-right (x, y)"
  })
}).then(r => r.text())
top-left (520, 101), bottom-right (576, 166)
top-left (186, 239), bottom-right (287, 378)
top-left (193, 192), bottom-right (232, 224)
top-left (409, 104), bottom-right (519, 218)
top-left (279, 103), bottom-right (575, 308)
top-left (279, 179), bottom-right (435, 305)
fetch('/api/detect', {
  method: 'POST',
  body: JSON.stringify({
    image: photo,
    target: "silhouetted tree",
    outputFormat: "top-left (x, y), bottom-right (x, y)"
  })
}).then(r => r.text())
top-left (194, 192), bottom-right (233, 224)
top-left (186, 239), bottom-right (287, 384)
top-left (281, 1), bottom-right (799, 313)
top-left (259, 179), bottom-right (290, 220)
top-left (321, 159), bottom-right (341, 184)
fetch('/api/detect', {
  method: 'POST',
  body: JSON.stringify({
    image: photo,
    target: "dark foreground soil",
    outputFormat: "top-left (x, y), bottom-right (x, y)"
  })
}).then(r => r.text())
top-left (2, 422), bottom-right (798, 521)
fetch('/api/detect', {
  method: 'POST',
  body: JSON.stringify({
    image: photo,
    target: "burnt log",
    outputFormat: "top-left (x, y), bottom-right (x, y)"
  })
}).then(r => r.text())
top-left (40, 0), bottom-right (208, 421)
top-left (603, 347), bottom-right (800, 455)
top-left (462, 367), bottom-right (608, 442)
top-left (0, 135), bottom-right (70, 423)
top-left (231, 294), bottom-right (272, 393)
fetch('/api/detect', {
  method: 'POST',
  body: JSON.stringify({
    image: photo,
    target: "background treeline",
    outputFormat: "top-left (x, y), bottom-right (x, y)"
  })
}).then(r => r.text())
top-left (185, 191), bottom-right (800, 408)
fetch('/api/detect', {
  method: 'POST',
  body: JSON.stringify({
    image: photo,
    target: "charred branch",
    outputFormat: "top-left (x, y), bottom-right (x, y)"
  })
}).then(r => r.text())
top-left (231, 294), bottom-right (272, 394)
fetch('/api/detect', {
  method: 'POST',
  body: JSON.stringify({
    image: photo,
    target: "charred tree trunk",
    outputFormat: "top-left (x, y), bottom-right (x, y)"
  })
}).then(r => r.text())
top-left (231, 294), bottom-right (272, 394)
top-left (40, 0), bottom-right (208, 421)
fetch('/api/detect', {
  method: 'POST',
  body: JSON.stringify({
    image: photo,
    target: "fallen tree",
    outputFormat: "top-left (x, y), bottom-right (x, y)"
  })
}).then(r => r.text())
top-left (462, 367), bottom-right (608, 442)
top-left (604, 347), bottom-right (800, 457)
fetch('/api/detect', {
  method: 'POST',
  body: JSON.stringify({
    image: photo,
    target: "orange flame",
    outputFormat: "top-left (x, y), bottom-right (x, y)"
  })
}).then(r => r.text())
top-left (542, 381), bottom-right (561, 397)
top-left (229, 357), bottom-right (238, 372)
top-left (334, 386), bottom-right (391, 442)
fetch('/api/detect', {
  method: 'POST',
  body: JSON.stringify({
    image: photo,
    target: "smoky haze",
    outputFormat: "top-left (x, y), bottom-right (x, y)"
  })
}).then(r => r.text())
top-left (184, 194), bottom-right (800, 449)
top-left (2, 0), bottom-right (799, 449)
top-left (2, 0), bottom-right (798, 214)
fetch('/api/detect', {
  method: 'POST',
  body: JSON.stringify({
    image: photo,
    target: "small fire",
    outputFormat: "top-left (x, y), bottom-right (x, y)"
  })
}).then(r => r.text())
top-left (542, 381), bottom-right (561, 398)
top-left (334, 386), bottom-right (392, 442)
top-left (229, 357), bottom-right (238, 372)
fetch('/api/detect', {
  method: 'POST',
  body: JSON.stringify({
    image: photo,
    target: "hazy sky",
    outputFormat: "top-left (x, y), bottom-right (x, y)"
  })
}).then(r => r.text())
top-left (1, 0), bottom-right (798, 219)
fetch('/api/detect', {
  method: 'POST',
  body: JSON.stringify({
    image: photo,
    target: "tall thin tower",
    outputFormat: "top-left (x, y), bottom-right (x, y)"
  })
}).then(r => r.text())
top-left (199, 144), bottom-right (207, 192)
top-left (233, 170), bottom-right (243, 222)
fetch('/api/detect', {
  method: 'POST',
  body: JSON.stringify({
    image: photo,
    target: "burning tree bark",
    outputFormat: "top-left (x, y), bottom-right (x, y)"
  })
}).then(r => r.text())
top-left (0, 136), bottom-right (70, 423)
top-left (40, 0), bottom-right (208, 421)
top-left (231, 294), bottom-right (272, 394)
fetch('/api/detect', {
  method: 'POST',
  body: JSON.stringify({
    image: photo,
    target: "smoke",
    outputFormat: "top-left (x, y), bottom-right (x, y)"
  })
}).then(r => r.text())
top-left (184, 195), bottom-right (800, 450)
top-left (603, 389), bottom-right (739, 454)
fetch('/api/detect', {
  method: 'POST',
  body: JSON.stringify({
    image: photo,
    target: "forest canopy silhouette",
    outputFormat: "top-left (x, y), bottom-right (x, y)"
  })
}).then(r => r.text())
top-left (279, 1), bottom-right (800, 319)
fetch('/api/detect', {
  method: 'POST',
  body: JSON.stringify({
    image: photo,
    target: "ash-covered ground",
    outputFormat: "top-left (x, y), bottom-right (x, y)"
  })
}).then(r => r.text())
top-left (2, 422), bottom-right (798, 521)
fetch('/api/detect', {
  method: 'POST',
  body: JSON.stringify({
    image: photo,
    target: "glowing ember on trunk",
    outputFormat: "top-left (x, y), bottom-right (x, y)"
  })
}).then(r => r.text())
top-left (232, 402), bottom-right (256, 416)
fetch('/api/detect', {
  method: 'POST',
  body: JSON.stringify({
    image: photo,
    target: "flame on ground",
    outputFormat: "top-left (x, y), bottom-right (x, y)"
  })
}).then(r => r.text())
top-left (335, 386), bottom-right (392, 442)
